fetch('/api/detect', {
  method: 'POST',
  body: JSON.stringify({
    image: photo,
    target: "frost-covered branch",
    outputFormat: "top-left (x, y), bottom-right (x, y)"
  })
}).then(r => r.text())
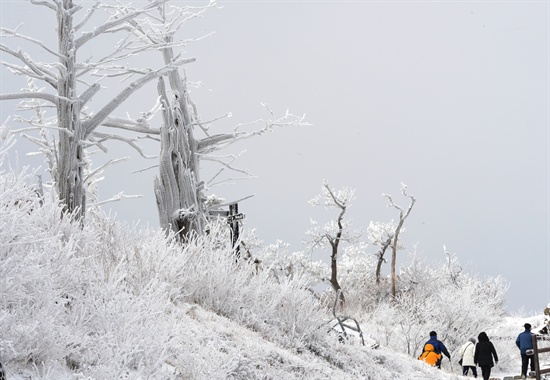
top-left (95, 98), bottom-right (163, 134)
top-left (92, 191), bottom-right (143, 206)
top-left (0, 122), bottom-right (17, 155)
top-left (83, 59), bottom-right (195, 137)
top-left (78, 83), bottom-right (100, 107)
top-left (84, 157), bottom-right (129, 184)
top-left (29, 0), bottom-right (56, 11)
top-left (196, 105), bottom-right (308, 154)
top-left (0, 28), bottom-right (62, 58)
top-left (73, 1), bottom-right (100, 31)
top-left (99, 117), bottom-right (159, 135)
top-left (74, 0), bottom-right (170, 49)
top-left (0, 92), bottom-right (60, 104)
top-left (88, 131), bottom-right (157, 159)
top-left (0, 44), bottom-right (57, 88)
top-left (443, 245), bottom-right (462, 288)
top-left (203, 151), bottom-right (254, 189)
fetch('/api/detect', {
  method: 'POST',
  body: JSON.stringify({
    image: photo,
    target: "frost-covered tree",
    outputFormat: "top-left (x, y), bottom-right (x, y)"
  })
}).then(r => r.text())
top-left (153, 79), bottom-right (306, 241)
top-left (383, 183), bottom-right (416, 297)
top-left (0, 0), bottom-right (200, 221)
top-left (118, 2), bottom-right (307, 240)
top-left (1, 1), bottom-right (307, 239)
top-left (306, 181), bottom-right (363, 307)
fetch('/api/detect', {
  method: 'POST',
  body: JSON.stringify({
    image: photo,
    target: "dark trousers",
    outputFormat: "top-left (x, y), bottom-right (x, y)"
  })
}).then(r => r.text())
top-left (521, 353), bottom-right (535, 376)
top-left (462, 365), bottom-right (478, 377)
top-left (480, 366), bottom-right (491, 380)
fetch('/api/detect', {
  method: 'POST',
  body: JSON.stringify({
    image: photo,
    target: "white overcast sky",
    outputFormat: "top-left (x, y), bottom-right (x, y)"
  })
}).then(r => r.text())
top-left (1, 1), bottom-right (549, 313)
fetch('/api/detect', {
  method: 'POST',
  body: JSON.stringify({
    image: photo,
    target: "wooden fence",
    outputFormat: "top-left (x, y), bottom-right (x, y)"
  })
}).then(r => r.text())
top-left (526, 335), bottom-right (550, 380)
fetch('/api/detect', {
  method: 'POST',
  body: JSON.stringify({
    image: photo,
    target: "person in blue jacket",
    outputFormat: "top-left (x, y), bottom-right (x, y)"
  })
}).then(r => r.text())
top-left (423, 331), bottom-right (451, 368)
top-left (516, 323), bottom-right (535, 378)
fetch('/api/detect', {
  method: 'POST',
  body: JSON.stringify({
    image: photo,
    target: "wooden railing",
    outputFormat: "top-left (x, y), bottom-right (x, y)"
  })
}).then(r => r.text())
top-left (526, 335), bottom-right (550, 380)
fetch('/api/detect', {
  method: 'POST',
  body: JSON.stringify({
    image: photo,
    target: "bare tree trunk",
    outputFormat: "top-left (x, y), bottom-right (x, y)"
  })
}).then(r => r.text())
top-left (330, 240), bottom-right (345, 307)
top-left (155, 76), bottom-right (205, 242)
top-left (56, 0), bottom-right (86, 221)
top-left (386, 185), bottom-right (416, 298)
top-left (330, 205), bottom-right (346, 308)
top-left (375, 237), bottom-right (392, 285)
top-left (154, 36), bottom-right (207, 241)
top-left (390, 228), bottom-right (401, 298)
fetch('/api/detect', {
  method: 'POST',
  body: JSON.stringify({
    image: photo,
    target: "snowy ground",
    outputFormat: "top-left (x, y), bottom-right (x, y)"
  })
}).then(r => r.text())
top-left (4, 307), bottom-right (549, 379)
top-left (480, 315), bottom-right (550, 379)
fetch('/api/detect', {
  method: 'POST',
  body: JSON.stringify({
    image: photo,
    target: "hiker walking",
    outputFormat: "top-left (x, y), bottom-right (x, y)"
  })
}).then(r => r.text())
top-left (458, 337), bottom-right (477, 378)
top-left (474, 332), bottom-right (498, 380)
top-left (418, 343), bottom-right (442, 367)
top-left (516, 323), bottom-right (535, 378)
top-left (422, 331), bottom-right (451, 368)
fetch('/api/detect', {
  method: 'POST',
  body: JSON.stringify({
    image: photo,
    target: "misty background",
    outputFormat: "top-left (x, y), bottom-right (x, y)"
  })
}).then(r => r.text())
top-left (1, 1), bottom-right (548, 314)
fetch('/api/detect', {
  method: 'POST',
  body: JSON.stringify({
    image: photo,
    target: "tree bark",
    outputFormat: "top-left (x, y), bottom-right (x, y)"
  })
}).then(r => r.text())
top-left (330, 203), bottom-right (346, 308)
top-left (375, 237), bottom-right (392, 285)
top-left (56, 0), bottom-right (86, 221)
top-left (330, 240), bottom-right (345, 307)
top-left (155, 76), bottom-right (205, 241)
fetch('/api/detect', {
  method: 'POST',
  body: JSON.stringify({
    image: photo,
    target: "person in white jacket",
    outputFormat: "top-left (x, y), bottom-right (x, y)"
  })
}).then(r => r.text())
top-left (459, 337), bottom-right (478, 378)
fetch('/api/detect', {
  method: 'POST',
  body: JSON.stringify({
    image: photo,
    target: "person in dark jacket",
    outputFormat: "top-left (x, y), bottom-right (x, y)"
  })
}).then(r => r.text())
top-left (516, 323), bottom-right (535, 378)
top-left (423, 331), bottom-right (451, 368)
top-left (474, 332), bottom-right (498, 380)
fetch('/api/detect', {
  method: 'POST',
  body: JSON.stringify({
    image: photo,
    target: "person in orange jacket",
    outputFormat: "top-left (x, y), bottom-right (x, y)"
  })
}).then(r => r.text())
top-left (418, 343), bottom-right (442, 366)
top-left (422, 331), bottom-right (451, 368)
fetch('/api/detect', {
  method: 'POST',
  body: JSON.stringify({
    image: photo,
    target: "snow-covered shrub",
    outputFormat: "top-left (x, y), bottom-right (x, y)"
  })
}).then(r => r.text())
top-left (302, 226), bottom-right (508, 362)
top-left (159, 225), bottom-right (329, 350)
top-left (254, 241), bottom-right (330, 289)
top-left (0, 166), bottom-right (183, 378)
top-left (0, 166), bottom-right (79, 366)
top-left (337, 248), bottom-right (508, 361)
top-left (338, 246), bottom-right (388, 313)
top-left (0, 165), bottom-right (334, 377)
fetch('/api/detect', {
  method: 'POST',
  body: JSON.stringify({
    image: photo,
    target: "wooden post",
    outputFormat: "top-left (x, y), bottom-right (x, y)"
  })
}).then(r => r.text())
top-left (209, 203), bottom-right (245, 258)
top-left (533, 334), bottom-right (541, 380)
top-left (228, 203), bottom-right (242, 257)
top-left (528, 335), bottom-right (550, 380)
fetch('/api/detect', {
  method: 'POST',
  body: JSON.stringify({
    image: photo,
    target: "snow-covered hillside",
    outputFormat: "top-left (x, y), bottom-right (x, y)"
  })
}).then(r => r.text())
top-left (1, 162), bottom-right (547, 379)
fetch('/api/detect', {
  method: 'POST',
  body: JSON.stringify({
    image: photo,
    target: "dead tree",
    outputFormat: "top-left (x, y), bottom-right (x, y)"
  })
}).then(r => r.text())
top-left (2, 1), bottom-right (308, 239)
top-left (84, 2), bottom-right (308, 241)
top-left (383, 183), bottom-right (416, 298)
top-left (0, 0), bottom-right (194, 222)
top-left (155, 76), bottom-right (205, 240)
top-left (306, 181), bottom-right (362, 308)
